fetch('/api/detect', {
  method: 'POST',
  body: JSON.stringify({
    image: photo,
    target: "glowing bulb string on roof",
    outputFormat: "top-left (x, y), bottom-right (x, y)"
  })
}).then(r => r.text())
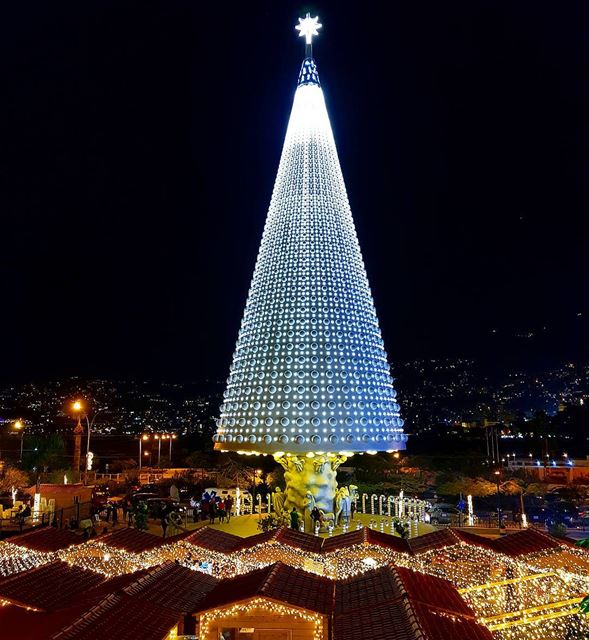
top-left (200, 597), bottom-right (324, 640)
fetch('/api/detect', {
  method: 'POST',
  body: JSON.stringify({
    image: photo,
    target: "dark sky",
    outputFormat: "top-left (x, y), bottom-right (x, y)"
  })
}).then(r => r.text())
top-left (2, 1), bottom-right (588, 383)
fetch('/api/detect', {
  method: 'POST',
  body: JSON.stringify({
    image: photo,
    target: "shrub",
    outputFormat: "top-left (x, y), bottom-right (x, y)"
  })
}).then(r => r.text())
top-left (548, 522), bottom-right (567, 539)
top-left (257, 512), bottom-right (289, 532)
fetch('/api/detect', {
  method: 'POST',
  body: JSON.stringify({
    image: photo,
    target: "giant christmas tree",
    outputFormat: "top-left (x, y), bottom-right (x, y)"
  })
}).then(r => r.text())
top-left (214, 15), bottom-right (406, 516)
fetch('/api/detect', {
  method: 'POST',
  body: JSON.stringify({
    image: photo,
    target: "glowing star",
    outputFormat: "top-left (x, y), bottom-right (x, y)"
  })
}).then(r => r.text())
top-left (295, 12), bottom-right (322, 45)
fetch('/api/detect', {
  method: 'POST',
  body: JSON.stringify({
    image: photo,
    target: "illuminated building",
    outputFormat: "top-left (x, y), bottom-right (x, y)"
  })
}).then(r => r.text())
top-left (213, 14), bottom-right (406, 513)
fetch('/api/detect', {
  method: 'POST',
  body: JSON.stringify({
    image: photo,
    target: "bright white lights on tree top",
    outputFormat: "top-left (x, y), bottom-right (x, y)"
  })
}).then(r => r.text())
top-left (295, 13), bottom-right (322, 45)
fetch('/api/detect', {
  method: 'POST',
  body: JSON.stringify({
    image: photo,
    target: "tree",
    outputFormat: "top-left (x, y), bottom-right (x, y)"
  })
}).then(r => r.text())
top-left (133, 501), bottom-right (149, 530)
top-left (0, 466), bottom-right (29, 492)
top-left (437, 476), bottom-right (496, 498)
top-left (23, 434), bottom-right (66, 471)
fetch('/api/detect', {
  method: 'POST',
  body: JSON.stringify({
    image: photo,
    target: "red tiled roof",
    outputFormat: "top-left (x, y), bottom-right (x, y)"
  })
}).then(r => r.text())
top-left (184, 527), bottom-right (243, 552)
top-left (489, 528), bottom-right (562, 556)
top-left (334, 600), bottom-right (421, 640)
top-left (195, 562), bottom-right (333, 615)
top-left (186, 526), bottom-right (324, 554)
top-left (449, 528), bottom-right (497, 551)
top-left (7, 527), bottom-right (83, 552)
top-left (123, 561), bottom-right (217, 614)
top-left (52, 593), bottom-right (179, 640)
top-left (335, 565), bottom-right (403, 612)
top-left (0, 570), bottom-right (150, 640)
top-left (407, 529), bottom-right (460, 555)
top-left (0, 561), bottom-right (104, 611)
top-left (393, 567), bottom-right (473, 617)
top-left (321, 527), bottom-right (367, 552)
top-left (234, 528), bottom-right (282, 549)
top-left (275, 527), bottom-right (324, 553)
top-left (195, 564), bottom-right (274, 611)
top-left (96, 527), bottom-right (166, 553)
top-left (333, 564), bottom-right (491, 640)
top-left (410, 601), bottom-right (493, 640)
top-left (366, 527), bottom-right (412, 553)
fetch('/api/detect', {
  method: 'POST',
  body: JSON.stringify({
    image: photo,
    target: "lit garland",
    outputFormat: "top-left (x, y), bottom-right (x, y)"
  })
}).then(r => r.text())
top-left (58, 542), bottom-right (146, 577)
top-left (199, 597), bottom-right (324, 640)
top-left (1, 530), bottom-right (588, 639)
top-left (0, 542), bottom-right (52, 577)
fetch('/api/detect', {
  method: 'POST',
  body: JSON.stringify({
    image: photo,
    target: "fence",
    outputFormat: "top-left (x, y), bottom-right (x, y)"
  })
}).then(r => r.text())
top-left (0, 500), bottom-right (94, 534)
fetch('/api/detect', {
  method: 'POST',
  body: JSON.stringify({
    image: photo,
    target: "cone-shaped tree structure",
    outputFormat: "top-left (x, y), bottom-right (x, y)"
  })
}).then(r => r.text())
top-left (214, 17), bottom-right (406, 516)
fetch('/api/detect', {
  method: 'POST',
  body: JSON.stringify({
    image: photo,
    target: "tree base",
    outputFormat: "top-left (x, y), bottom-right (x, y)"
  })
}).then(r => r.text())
top-left (274, 453), bottom-right (347, 532)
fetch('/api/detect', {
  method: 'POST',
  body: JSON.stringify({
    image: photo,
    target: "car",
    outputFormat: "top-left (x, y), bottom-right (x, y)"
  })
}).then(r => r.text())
top-left (130, 492), bottom-right (160, 507)
top-left (429, 504), bottom-right (461, 525)
top-left (144, 498), bottom-right (184, 519)
top-left (92, 487), bottom-right (110, 508)
top-left (132, 483), bottom-right (160, 495)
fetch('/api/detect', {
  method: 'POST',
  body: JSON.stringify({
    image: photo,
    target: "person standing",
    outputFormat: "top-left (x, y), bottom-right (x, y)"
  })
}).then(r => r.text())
top-left (160, 504), bottom-right (169, 539)
top-left (290, 507), bottom-right (300, 531)
top-left (225, 496), bottom-right (233, 522)
top-left (190, 496), bottom-right (198, 523)
top-left (218, 499), bottom-right (226, 523)
top-left (310, 506), bottom-right (320, 530)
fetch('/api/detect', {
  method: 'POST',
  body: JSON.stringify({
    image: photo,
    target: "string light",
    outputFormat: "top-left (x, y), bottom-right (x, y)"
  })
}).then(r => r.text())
top-left (200, 597), bottom-right (324, 640)
top-left (0, 529), bottom-right (588, 639)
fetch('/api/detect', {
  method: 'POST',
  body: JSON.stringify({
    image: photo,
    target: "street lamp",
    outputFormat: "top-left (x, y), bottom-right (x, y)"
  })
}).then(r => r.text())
top-left (154, 434), bottom-right (161, 466)
top-left (139, 434), bottom-right (150, 469)
top-left (71, 400), bottom-right (106, 480)
top-left (494, 469), bottom-right (502, 532)
top-left (13, 420), bottom-right (25, 462)
top-left (169, 433), bottom-right (177, 465)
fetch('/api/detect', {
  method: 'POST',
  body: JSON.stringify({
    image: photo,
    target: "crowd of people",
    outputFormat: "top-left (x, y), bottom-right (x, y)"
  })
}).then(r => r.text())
top-left (189, 490), bottom-right (234, 525)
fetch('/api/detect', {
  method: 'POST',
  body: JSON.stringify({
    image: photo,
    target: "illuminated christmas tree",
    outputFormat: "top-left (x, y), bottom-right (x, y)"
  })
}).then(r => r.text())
top-left (214, 14), bottom-right (406, 516)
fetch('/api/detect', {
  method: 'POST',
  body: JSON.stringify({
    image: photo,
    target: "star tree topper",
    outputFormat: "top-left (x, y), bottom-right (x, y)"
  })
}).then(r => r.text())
top-left (295, 13), bottom-right (322, 45)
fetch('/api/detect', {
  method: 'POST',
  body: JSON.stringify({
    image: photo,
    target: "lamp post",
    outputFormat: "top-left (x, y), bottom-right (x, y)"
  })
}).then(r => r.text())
top-left (72, 400), bottom-right (106, 482)
top-left (139, 434), bottom-right (150, 469)
top-left (155, 434), bottom-right (161, 466)
top-left (494, 469), bottom-right (502, 533)
top-left (169, 434), bottom-right (176, 465)
top-left (252, 469), bottom-right (262, 514)
top-left (13, 420), bottom-right (25, 462)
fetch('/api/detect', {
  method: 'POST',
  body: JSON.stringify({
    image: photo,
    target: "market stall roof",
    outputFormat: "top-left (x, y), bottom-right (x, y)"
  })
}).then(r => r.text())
top-left (195, 562), bottom-right (334, 615)
top-left (334, 600), bottom-right (421, 640)
top-left (393, 567), bottom-right (474, 617)
top-left (0, 569), bottom-right (148, 640)
top-left (409, 601), bottom-right (493, 640)
top-left (0, 560), bottom-right (104, 611)
top-left (489, 527), bottom-right (565, 556)
top-left (95, 527), bottom-right (184, 553)
top-left (187, 525), bottom-right (409, 555)
top-left (335, 565), bottom-right (404, 611)
top-left (322, 527), bottom-right (411, 553)
top-left (407, 529), bottom-right (460, 555)
top-left (184, 527), bottom-right (242, 552)
top-left (6, 526), bottom-right (83, 552)
top-left (52, 593), bottom-right (179, 640)
top-left (333, 565), bottom-right (493, 640)
top-left (123, 561), bottom-right (218, 615)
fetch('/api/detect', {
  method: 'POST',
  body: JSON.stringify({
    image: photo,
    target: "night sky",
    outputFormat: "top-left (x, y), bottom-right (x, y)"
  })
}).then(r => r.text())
top-left (2, 1), bottom-right (588, 383)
